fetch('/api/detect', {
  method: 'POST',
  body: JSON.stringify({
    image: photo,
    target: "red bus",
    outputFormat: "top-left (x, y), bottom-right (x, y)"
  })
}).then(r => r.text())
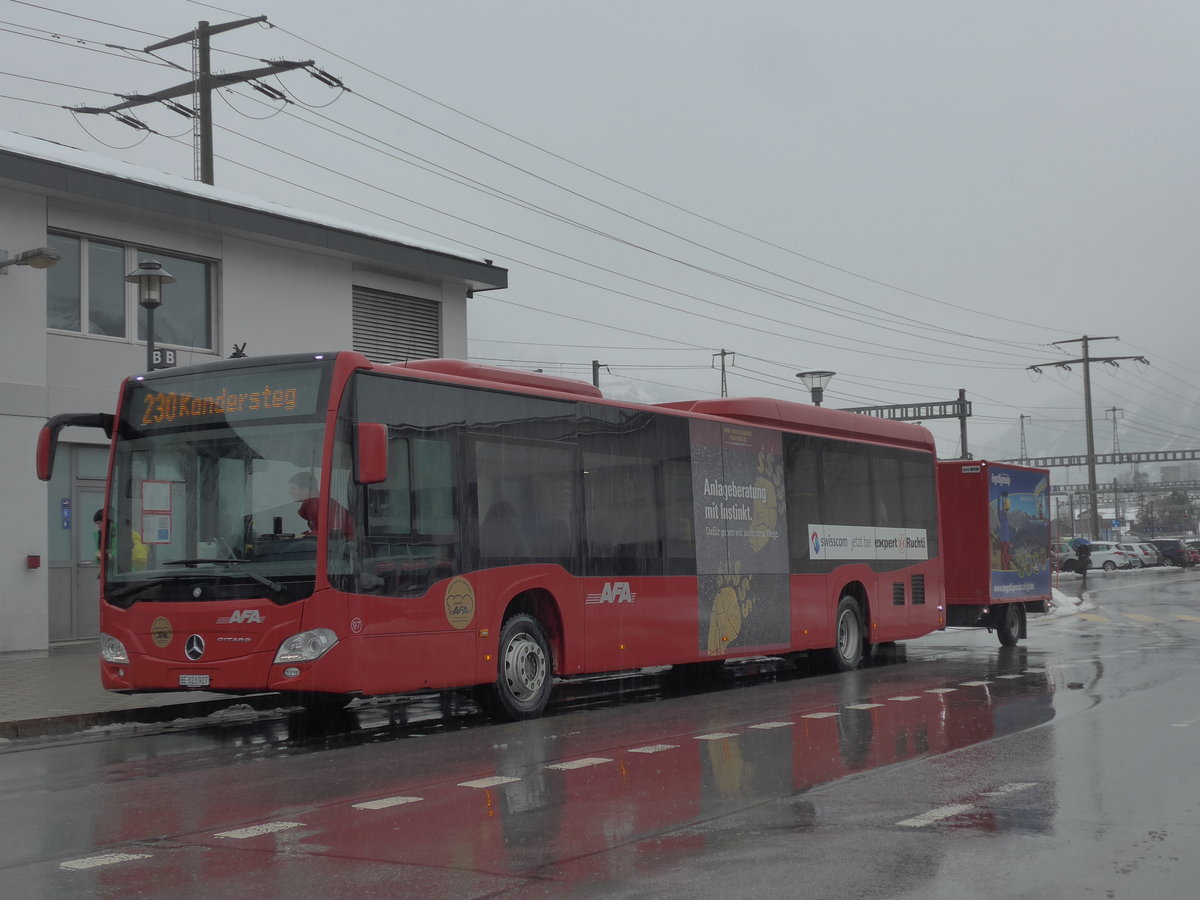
top-left (38, 351), bottom-right (945, 719)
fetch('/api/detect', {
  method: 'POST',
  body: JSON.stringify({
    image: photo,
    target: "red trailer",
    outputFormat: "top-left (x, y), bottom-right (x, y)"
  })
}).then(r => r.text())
top-left (937, 460), bottom-right (1051, 646)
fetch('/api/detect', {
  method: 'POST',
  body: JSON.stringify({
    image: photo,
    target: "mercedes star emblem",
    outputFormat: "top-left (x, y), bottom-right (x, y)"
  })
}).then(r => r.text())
top-left (184, 634), bottom-right (206, 661)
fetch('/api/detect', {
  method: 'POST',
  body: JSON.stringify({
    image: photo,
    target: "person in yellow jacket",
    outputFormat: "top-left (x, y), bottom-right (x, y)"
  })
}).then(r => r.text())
top-left (94, 509), bottom-right (148, 571)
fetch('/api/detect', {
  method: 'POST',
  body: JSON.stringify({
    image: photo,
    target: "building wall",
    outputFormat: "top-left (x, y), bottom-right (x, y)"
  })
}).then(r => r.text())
top-left (0, 182), bottom-right (472, 653)
top-left (0, 185), bottom-right (52, 652)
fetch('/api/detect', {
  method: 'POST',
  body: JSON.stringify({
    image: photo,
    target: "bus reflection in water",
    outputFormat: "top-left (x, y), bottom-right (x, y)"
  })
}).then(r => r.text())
top-left (86, 664), bottom-right (1056, 890)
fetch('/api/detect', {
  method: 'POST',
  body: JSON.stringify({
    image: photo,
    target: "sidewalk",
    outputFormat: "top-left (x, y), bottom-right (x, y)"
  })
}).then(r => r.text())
top-left (0, 641), bottom-right (284, 741)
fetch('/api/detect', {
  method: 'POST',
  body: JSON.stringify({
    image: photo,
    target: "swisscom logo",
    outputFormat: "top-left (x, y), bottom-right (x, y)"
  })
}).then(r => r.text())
top-left (810, 531), bottom-right (821, 555)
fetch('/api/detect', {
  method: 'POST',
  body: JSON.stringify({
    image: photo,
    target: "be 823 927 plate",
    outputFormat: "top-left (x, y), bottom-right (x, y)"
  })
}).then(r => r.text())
top-left (178, 673), bottom-right (211, 688)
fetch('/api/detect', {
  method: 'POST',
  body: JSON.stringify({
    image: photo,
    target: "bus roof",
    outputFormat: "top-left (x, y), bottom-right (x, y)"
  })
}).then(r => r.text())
top-left (656, 397), bottom-right (936, 451)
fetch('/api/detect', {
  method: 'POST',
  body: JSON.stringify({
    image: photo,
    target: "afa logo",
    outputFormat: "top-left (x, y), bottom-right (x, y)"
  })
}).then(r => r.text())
top-left (217, 609), bottom-right (264, 625)
top-left (443, 576), bottom-right (476, 630)
top-left (810, 531), bottom-right (822, 556)
top-left (585, 581), bottom-right (636, 605)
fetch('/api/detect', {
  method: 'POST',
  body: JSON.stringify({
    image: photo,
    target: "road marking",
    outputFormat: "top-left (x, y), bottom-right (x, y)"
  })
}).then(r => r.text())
top-left (215, 822), bottom-right (303, 839)
top-left (981, 782), bottom-right (1038, 797)
top-left (60, 853), bottom-right (151, 870)
top-left (750, 721), bottom-right (793, 729)
top-left (353, 796), bottom-right (423, 810)
top-left (1123, 614), bottom-right (1158, 623)
top-left (995, 674), bottom-right (1023, 680)
top-left (801, 711), bottom-right (841, 718)
top-left (896, 804), bottom-right (974, 828)
top-left (959, 681), bottom-right (990, 687)
top-left (628, 744), bottom-right (678, 754)
top-left (1078, 614), bottom-right (1110, 622)
top-left (844, 703), bottom-right (883, 710)
top-left (1176, 615), bottom-right (1200, 623)
top-left (925, 688), bottom-right (956, 694)
top-left (695, 732), bottom-right (738, 741)
top-left (547, 757), bottom-right (612, 770)
top-left (459, 776), bottom-right (522, 789)
top-left (888, 696), bottom-right (922, 702)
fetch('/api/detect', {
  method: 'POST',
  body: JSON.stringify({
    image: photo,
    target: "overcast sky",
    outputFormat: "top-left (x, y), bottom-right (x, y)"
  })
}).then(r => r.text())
top-left (3, 0), bottom-right (1198, 470)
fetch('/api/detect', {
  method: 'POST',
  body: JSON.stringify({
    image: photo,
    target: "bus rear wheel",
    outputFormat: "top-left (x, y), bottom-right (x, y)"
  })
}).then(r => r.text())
top-left (826, 595), bottom-right (864, 672)
top-left (490, 613), bottom-right (553, 720)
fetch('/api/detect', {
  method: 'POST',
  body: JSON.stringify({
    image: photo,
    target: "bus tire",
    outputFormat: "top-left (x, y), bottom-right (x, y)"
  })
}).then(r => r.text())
top-left (996, 603), bottom-right (1023, 647)
top-left (492, 613), bottom-right (553, 720)
top-left (826, 595), bottom-right (864, 672)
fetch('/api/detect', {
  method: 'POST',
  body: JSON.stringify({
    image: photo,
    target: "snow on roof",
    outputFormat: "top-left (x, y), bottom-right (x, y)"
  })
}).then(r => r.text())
top-left (0, 130), bottom-right (483, 263)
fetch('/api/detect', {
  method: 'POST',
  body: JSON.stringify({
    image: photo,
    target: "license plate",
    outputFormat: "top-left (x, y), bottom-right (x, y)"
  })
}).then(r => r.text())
top-left (179, 673), bottom-right (211, 688)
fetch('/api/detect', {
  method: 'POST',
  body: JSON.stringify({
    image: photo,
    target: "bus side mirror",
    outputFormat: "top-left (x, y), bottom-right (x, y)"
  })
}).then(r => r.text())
top-left (355, 423), bottom-right (388, 484)
top-left (37, 413), bottom-right (114, 481)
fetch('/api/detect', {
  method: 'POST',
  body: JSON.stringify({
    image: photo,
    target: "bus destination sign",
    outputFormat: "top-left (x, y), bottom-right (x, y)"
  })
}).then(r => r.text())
top-left (123, 364), bottom-right (329, 433)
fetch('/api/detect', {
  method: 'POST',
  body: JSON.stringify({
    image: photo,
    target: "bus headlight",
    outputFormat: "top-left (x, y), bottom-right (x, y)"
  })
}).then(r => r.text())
top-left (100, 633), bottom-right (129, 664)
top-left (274, 628), bottom-right (338, 663)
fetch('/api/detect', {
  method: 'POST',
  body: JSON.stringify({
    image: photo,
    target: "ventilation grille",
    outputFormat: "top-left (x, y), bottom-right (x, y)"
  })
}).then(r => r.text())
top-left (911, 573), bottom-right (926, 605)
top-left (892, 582), bottom-right (906, 606)
top-left (352, 286), bottom-right (441, 363)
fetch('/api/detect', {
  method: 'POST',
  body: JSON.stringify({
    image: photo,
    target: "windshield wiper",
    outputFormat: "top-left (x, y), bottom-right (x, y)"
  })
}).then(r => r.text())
top-left (108, 576), bottom-right (189, 602)
top-left (162, 558), bottom-right (285, 593)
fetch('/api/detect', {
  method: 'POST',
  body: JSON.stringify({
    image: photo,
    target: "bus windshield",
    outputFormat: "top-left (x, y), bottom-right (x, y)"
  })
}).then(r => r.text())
top-left (103, 360), bottom-right (334, 606)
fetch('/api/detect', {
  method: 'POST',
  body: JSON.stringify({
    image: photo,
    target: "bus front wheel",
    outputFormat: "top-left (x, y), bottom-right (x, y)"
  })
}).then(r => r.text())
top-left (826, 595), bottom-right (864, 672)
top-left (490, 613), bottom-right (553, 720)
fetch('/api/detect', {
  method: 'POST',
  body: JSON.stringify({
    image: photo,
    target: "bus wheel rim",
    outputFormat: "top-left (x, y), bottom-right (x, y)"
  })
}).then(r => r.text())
top-left (504, 633), bottom-right (546, 701)
top-left (837, 611), bottom-right (857, 657)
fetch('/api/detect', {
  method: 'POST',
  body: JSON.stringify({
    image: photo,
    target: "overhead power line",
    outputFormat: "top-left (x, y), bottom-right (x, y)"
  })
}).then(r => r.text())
top-left (1028, 335), bottom-right (1149, 538)
top-left (68, 15), bottom-right (314, 184)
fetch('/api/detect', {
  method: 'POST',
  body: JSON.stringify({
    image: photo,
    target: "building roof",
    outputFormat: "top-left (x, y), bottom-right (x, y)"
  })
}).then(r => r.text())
top-left (0, 130), bottom-right (506, 293)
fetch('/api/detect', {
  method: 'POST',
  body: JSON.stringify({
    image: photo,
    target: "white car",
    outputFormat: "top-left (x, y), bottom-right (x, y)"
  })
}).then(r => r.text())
top-left (1085, 541), bottom-right (1135, 571)
top-left (1119, 542), bottom-right (1161, 567)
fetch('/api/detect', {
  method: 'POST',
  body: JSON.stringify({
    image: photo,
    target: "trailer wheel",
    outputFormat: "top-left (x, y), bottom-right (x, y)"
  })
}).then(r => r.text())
top-left (489, 613), bottom-right (553, 720)
top-left (826, 595), bottom-right (864, 672)
top-left (996, 603), bottom-right (1024, 647)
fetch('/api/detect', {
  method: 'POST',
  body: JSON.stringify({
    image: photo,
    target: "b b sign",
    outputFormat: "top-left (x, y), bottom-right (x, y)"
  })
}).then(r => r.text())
top-left (152, 349), bottom-right (177, 369)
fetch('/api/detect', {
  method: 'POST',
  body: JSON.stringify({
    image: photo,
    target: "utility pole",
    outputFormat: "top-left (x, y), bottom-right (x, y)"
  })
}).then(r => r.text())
top-left (1106, 406), bottom-right (1123, 453)
top-left (712, 349), bottom-right (735, 398)
top-left (1028, 336), bottom-right (1147, 540)
top-left (957, 388), bottom-right (971, 459)
top-left (591, 359), bottom-right (607, 389)
top-left (72, 16), bottom-right (316, 185)
top-left (1019, 414), bottom-right (1031, 464)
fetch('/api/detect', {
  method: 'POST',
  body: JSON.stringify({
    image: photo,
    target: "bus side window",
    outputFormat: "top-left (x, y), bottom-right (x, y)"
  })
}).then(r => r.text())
top-left (481, 500), bottom-right (529, 560)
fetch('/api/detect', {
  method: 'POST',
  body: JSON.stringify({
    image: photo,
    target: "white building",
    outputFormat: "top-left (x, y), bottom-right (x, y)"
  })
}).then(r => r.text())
top-left (0, 132), bottom-right (506, 653)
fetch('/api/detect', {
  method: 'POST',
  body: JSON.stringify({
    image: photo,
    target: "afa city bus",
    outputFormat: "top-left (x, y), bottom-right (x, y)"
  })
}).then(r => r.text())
top-left (40, 350), bottom-right (964, 720)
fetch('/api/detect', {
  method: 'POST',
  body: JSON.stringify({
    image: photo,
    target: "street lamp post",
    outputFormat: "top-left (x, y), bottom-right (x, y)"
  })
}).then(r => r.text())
top-left (125, 260), bottom-right (175, 372)
top-left (796, 370), bottom-right (836, 406)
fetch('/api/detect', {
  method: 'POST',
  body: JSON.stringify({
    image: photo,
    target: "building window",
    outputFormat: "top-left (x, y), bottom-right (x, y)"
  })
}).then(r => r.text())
top-left (352, 286), bottom-right (440, 362)
top-left (46, 232), bottom-right (215, 352)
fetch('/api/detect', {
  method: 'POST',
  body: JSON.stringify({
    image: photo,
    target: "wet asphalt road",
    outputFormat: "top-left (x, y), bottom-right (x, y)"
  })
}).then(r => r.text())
top-left (3, 568), bottom-right (1198, 898)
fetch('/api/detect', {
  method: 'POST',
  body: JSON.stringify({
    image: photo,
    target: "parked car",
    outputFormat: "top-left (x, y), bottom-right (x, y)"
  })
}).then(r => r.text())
top-left (1053, 540), bottom-right (1076, 572)
top-left (1117, 542), bottom-right (1159, 568)
top-left (1086, 541), bottom-right (1134, 571)
top-left (1135, 542), bottom-right (1164, 567)
top-left (1146, 539), bottom-right (1195, 567)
